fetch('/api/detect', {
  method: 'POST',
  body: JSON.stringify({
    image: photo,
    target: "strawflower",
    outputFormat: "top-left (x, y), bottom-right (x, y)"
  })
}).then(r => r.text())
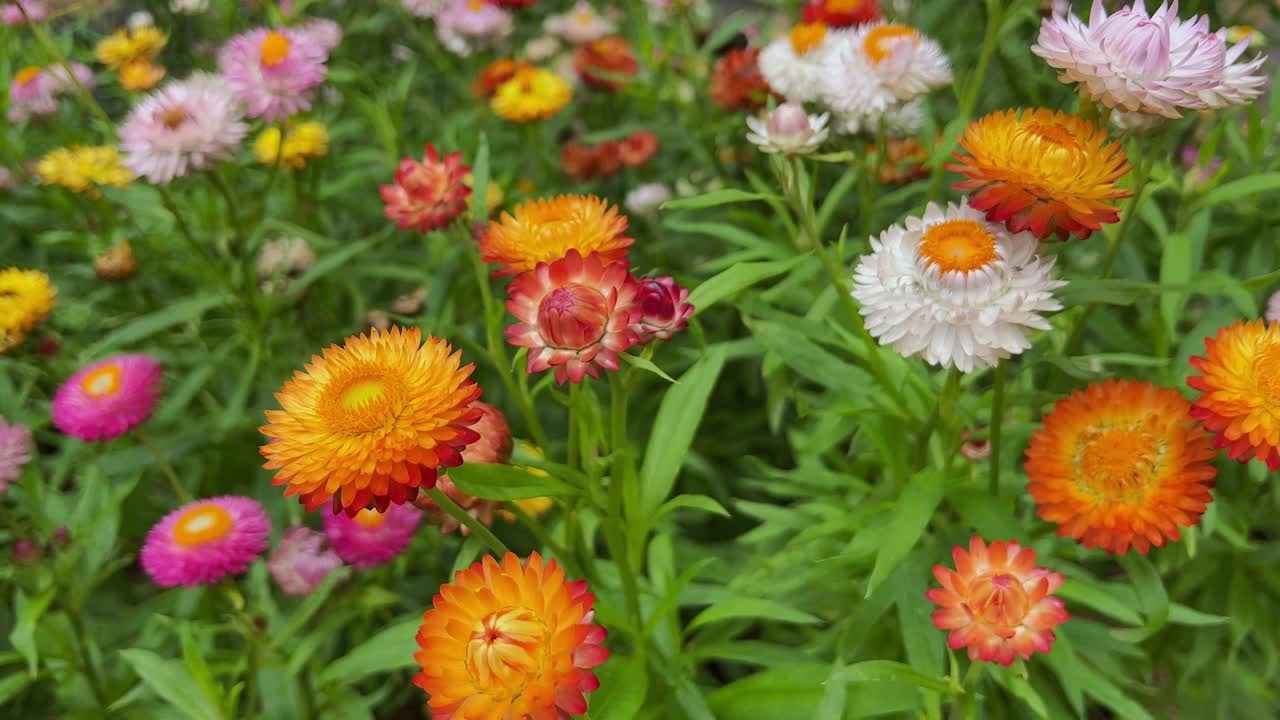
top-left (119, 73), bottom-right (248, 184)
top-left (625, 183), bottom-right (670, 214)
top-left (219, 27), bottom-right (328, 121)
top-left (141, 496), bottom-right (271, 587)
top-left (0, 417), bottom-right (33, 493)
top-left (545, 1), bottom-right (614, 44)
top-left (323, 504), bottom-right (422, 568)
top-left (821, 22), bottom-right (951, 106)
top-left (52, 354), bottom-right (162, 441)
top-left (95, 241), bottom-right (139, 282)
top-left (414, 552), bottom-right (608, 719)
top-left (759, 23), bottom-right (838, 105)
top-left (0, 268), bottom-right (56, 347)
top-left (709, 48), bottom-right (773, 111)
top-left (268, 525), bottom-right (344, 595)
top-left (1026, 379), bottom-right (1217, 553)
top-left (3, 0), bottom-right (47, 25)
top-left (1188, 320), bottom-right (1280, 470)
top-left (254, 121), bottom-right (329, 169)
top-left (573, 36), bottom-right (638, 91)
top-left (491, 67), bottom-right (573, 122)
top-left (801, 0), bottom-right (881, 27)
top-left (418, 401), bottom-right (513, 534)
top-left (617, 131), bottom-right (658, 166)
top-left (481, 194), bottom-right (632, 277)
top-left (927, 537), bottom-right (1068, 666)
top-left (260, 327), bottom-right (483, 516)
top-left (1267, 292), bottom-right (1280, 325)
top-left (474, 59), bottom-right (533, 98)
top-left (948, 108), bottom-right (1130, 241)
top-left (380, 145), bottom-right (472, 233)
top-left (633, 276), bottom-right (693, 342)
top-left (36, 146), bottom-right (133, 195)
top-left (118, 60), bottom-right (166, 92)
top-left (96, 26), bottom-right (166, 70)
top-left (746, 102), bottom-right (830, 155)
top-left (296, 17), bottom-right (343, 53)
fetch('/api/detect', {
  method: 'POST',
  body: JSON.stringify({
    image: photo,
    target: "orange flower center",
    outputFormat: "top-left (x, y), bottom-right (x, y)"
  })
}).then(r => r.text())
top-left (320, 369), bottom-right (406, 434)
top-left (465, 607), bottom-right (549, 695)
top-left (160, 107), bottom-right (189, 130)
top-left (790, 23), bottom-right (828, 55)
top-left (16, 66), bottom-right (41, 85)
top-left (354, 508), bottom-right (387, 528)
top-left (863, 25), bottom-right (918, 64)
top-left (468, 0), bottom-right (484, 10)
top-left (827, 0), bottom-right (864, 10)
top-left (968, 572), bottom-right (1030, 636)
top-left (1077, 426), bottom-right (1160, 497)
top-left (1251, 341), bottom-right (1280, 402)
top-left (574, 11), bottom-right (594, 24)
top-left (173, 504), bottom-right (233, 547)
top-left (919, 220), bottom-right (997, 273)
top-left (80, 364), bottom-right (122, 398)
top-left (260, 32), bottom-right (291, 67)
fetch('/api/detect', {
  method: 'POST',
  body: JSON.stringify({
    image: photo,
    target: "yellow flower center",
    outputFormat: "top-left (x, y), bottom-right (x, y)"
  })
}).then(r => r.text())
top-left (260, 32), bottom-right (291, 67)
top-left (574, 11), bottom-right (594, 24)
top-left (465, 607), bottom-right (549, 696)
top-left (468, 0), bottom-right (484, 10)
top-left (968, 572), bottom-right (1030, 636)
top-left (173, 504), bottom-right (233, 547)
top-left (161, 107), bottom-right (189, 130)
top-left (1076, 426), bottom-right (1161, 497)
top-left (790, 23), bottom-right (828, 55)
top-left (16, 66), bottom-right (41, 85)
top-left (342, 379), bottom-right (387, 410)
top-left (1251, 341), bottom-right (1280, 403)
top-left (827, 0), bottom-right (865, 11)
top-left (863, 25), bottom-right (918, 64)
top-left (320, 369), bottom-right (406, 434)
top-left (354, 508), bottom-right (387, 528)
top-left (80, 364), bottom-right (122, 398)
top-left (918, 219), bottom-right (997, 274)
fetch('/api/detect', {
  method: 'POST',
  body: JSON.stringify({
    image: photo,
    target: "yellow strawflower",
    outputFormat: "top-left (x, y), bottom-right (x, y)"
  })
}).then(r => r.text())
top-left (36, 146), bottom-right (133, 196)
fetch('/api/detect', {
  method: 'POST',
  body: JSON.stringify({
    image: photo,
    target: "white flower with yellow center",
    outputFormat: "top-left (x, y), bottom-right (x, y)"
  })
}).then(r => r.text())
top-left (819, 22), bottom-right (951, 118)
top-left (852, 201), bottom-right (1065, 372)
top-left (759, 23), bottom-right (841, 104)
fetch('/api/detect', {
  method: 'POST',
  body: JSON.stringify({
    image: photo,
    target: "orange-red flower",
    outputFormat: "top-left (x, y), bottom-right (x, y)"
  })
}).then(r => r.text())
top-left (414, 552), bottom-right (608, 720)
top-left (474, 59), bottom-right (533, 98)
top-left (418, 401), bottom-right (513, 534)
top-left (260, 327), bottom-right (483, 516)
top-left (926, 537), bottom-right (1068, 666)
top-left (1025, 379), bottom-right (1217, 554)
top-left (617, 130), bottom-right (658, 167)
top-left (381, 144), bottom-right (472, 233)
top-left (481, 194), bottom-right (633, 277)
top-left (559, 140), bottom-right (600, 180)
top-left (871, 137), bottom-right (930, 184)
top-left (573, 36), bottom-right (638, 91)
top-left (709, 48), bottom-right (774, 111)
top-left (801, 0), bottom-right (881, 27)
top-left (1189, 319), bottom-right (1280, 469)
top-left (948, 108), bottom-right (1130, 240)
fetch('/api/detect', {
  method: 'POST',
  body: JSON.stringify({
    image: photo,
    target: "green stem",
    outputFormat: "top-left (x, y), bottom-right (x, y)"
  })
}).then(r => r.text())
top-left (136, 427), bottom-right (193, 503)
top-left (68, 610), bottom-right (109, 712)
top-left (208, 168), bottom-right (247, 255)
top-left (988, 360), bottom-right (1006, 496)
top-left (424, 487), bottom-right (509, 555)
top-left (606, 372), bottom-right (643, 632)
top-left (566, 384), bottom-right (580, 471)
top-left (506, 503), bottom-right (583, 578)
top-left (915, 368), bottom-right (964, 464)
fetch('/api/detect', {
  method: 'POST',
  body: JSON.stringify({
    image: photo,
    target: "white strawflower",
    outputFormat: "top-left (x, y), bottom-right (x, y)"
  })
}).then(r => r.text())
top-left (852, 201), bottom-right (1066, 372)
top-left (822, 22), bottom-right (950, 112)
top-left (746, 102), bottom-right (829, 155)
top-left (831, 98), bottom-right (923, 137)
top-left (170, 0), bottom-right (208, 13)
top-left (402, 0), bottom-right (448, 18)
top-left (544, 1), bottom-right (614, 45)
top-left (128, 11), bottom-right (154, 29)
top-left (625, 183), bottom-right (671, 215)
top-left (759, 24), bottom-right (840, 104)
top-left (524, 35), bottom-right (561, 62)
top-left (118, 73), bottom-right (249, 184)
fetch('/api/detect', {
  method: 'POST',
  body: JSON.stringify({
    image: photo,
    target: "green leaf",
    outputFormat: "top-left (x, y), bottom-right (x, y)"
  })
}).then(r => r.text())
top-left (587, 654), bottom-right (647, 719)
top-left (470, 133), bottom-right (489, 222)
top-left (1111, 554), bottom-right (1169, 642)
top-left (179, 623), bottom-right (222, 710)
top-left (837, 660), bottom-right (955, 694)
top-left (1189, 172), bottom-right (1280, 213)
top-left (9, 589), bottom-right (54, 676)
top-left (319, 617), bottom-right (421, 686)
top-left (272, 569), bottom-right (351, 649)
top-left (687, 597), bottom-right (821, 632)
top-left (120, 648), bottom-right (225, 720)
top-left (651, 494), bottom-right (730, 524)
top-left (0, 671), bottom-right (34, 705)
top-left (1159, 211), bottom-right (1209, 336)
top-left (1003, 672), bottom-right (1049, 719)
top-left (1167, 603), bottom-right (1229, 627)
top-left (447, 462), bottom-right (574, 500)
top-left (1056, 580), bottom-right (1143, 627)
top-left (687, 255), bottom-right (809, 315)
top-left (662, 188), bottom-right (777, 211)
top-left (620, 352), bottom-right (677, 383)
top-left (642, 557), bottom-right (716, 637)
top-left (1055, 278), bottom-right (1156, 307)
top-left (282, 237), bottom-right (380, 301)
top-left (751, 321), bottom-right (872, 391)
top-left (83, 294), bottom-right (223, 358)
top-left (639, 347), bottom-right (727, 516)
top-left (865, 470), bottom-right (945, 597)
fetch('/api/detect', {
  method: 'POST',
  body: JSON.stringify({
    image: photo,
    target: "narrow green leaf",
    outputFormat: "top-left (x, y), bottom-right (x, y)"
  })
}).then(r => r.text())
top-left (83, 295), bottom-right (222, 358)
top-left (1190, 172), bottom-right (1280, 213)
top-left (120, 648), bottom-right (224, 720)
top-left (9, 589), bottom-right (54, 676)
top-left (179, 623), bottom-right (222, 710)
top-left (662, 188), bottom-right (777, 211)
top-left (839, 660), bottom-right (955, 694)
top-left (651, 494), bottom-right (730, 524)
top-left (687, 597), bottom-right (821, 632)
top-left (1055, 580), bottom-right (1143, 627)
top-left (620, 352), bottom-right (677, 383)
top-left (687, 255), bottom-right (809, 315)
top-left (471, 133), bottom-right (489, 222)
top-left (865, 470), bottom-right (944, 597)
top-left (319, 617), bottom-right (421, 686)
top-left (1112, 554), bottom-right (1169, 642)
top-left (272, 569), bottom-right (351, 648)
top-left (448, 462), bottom-right (574, 500)
top-left (1168, 603), bottom-right (1229, 627)
top-left (639, 347), bottom-right (726, 516)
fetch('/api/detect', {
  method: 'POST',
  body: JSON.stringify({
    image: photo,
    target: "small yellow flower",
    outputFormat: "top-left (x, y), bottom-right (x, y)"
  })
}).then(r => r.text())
top-left (0, 268), bottom-right (56, 352)
top-left (462, 174), bottom-right (505, 216)
top-left (36, 146), bottom-right (133, 196)
top-left (1226, 25), bottom-right (1266, 49)
top-left (491, 67), bottom-right (572, 123)
top-left (253, 122), bottom-right (329, 169)
top-left (118, 60), bottom-right (166, 92)
top-left (96, 27), bottom-right (166, 69)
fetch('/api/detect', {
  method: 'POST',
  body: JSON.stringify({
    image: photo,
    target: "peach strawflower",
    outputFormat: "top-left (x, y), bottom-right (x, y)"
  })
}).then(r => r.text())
top-left (927, 537), bottom-right (1068, 666)
top-left (1026, 379), bottom-right (1217, 554)
top-left (260, 326), bottom-right (483, 516)
top-left (481, 194), bottom-right (632, 277)
top-left (418, 401), bottom-right (513, 534)
top-left (414, 552), bottom-right (608, 719)
top-left (948, 108), bottom-right (1130, 240)
top-left (1188, 320), bottom-right (1280, 470)
top-left (381, 144), bottom-right (472, 233)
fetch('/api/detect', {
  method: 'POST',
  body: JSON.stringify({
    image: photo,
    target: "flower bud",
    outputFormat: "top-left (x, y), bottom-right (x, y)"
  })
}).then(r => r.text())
top-left (633, 276), bottom-right (694, 342)
top-left (11, 538), bottom-right (41, 564)
top-left (537, 285), bottom-right (610, 350)
top-left (95, 240), bottom-right (138, 282)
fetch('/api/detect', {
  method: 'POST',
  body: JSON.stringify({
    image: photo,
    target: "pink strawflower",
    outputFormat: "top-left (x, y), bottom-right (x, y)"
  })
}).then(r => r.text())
top-left (141, 496), bottom-right (271, 587)
top-left (51, 354), bottom-right (162, 441)
top-left (437, 0), bottom-right (513, 38)
top-left (633, 276), bottom-right (694, 343)
top-left (0, 417), bottom-right (33, 493)
top-left (119, 73), bottom-right (248, 184)
top-left (1033, 0), bottom-right (1268, 119)
top-left (1267, 291), bottom-right (1280, 325)
top-left (402, 0), bottom-right (447, 17)
top-left (2, 0), bottom-right (47, 25)
top-left (8, 66), bottom-right (57, 122)
top-left (296, 17), bottom-right (342, 53)
top-left (267, 525), bottom-right (344, 595)
top-left (380, 144), bottom-right (472, 233)
top-left (323, 504), bottom-right (422, 569)
top-left (218, 27), bottom-right (328, 122)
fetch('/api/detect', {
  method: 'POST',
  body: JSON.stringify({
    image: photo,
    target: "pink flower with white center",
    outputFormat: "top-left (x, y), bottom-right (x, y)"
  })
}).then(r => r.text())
top-left (218, 27), bottom-right (328, 122)
top-left (1033, 0), bottom-right (1268, 119)
top-left (746, 102), bottom-right (830, 155)
top-left (51, 354), bottom-right (162, 441)
top-left (544, 1), bottom-right (615, 45)
top-left (0, 417), bottom-right (33, 494)
top-left (267, 525), bottom-right (344, 595)
top-left (119, 73), bottom-right (248, 184)
top-left (141, 496), bottom-right (271, 587)
top-left (323, 504), bottom-right (422, 569)
top-left (506, 250), bottom-right (643, 384)
top-left (2, 0), bottom-right (46, 25)
top-left (633, 276), bottom-right (694, 343)
top-left (296, 17), bottom-right (342, 53)
top-left (436, 0), bottom-right (512, 40)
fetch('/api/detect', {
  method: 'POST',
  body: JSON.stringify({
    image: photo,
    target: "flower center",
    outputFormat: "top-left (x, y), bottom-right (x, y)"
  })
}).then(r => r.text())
top-left (320, 369), bottom-right (406, 434)
top-left (863, 25), bottom-right (918, 64)
top-left (826, 0), bottom-right (864, 10)
top-left (537, 284), bottom-right (610, 350)
top-left (1076, 426), bottom-right (1160, 497)
top-left (16, 66), bottom-right (41, 85)
top-left (173, 504), bottom-right (233, 547)
top-left (790, 23), bottom-right (828, 55)
top-left (80, 364), bottom-right (122, 398)
top-left (468, 0), bottom-right (485, 10)
top-left (465, 607), bottom-right (548, 696)
top-left (160, 107), bottom-right (189, 130)
top-left (342, 378), bottom-right (387, 410)
top-left (574, 11), bottom-right (594, 24)
top-left (1251, 341), bottom-right (1280, 403)
top-left (260, 31), bottom-right (291, 67)
top-left (968, 572), bottom-right (1030, 636)
top-left (354, 508), bottom-right (387, 528)
top-left (918, 220), bottom-right (997, 274)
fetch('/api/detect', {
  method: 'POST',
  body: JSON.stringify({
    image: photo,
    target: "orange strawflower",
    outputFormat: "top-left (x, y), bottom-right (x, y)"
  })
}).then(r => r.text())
top-left (474, 59), bottom-right (532, 98)
top-left (260, 327), bottom-right (483, 516)
top-left (481, 194), bottom-right (632, 277)
top-left (1025, 379), bottom-right (1217, 554)
top-left (948, 108), bottom-right (1130, 240)
top-left (617, 130), bottom-right (658, 167)
top-left (927, 537), bottom-right (1068, 666)
top-left (414, 552), bottom-right (608, 720)
top-left (871, 137), bottom-right (930, 184)
top-left (573, 36), bottom-right (638, 91)
top-left (709, 48), bottom-right (773, 111)
top-left (1189, 319), bottom-right (1280, 470)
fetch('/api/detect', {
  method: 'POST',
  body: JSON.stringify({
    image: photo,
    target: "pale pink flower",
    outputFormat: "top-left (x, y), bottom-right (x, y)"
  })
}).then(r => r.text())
top-left (8, 67), bottom-right (58, 122)
top-left (267, 526), bottom-right (344, 595)
top-left (2, 0), bottom-right (47, 25)
top-left (296, 17), bottom-right (342, 53)
top-left (402, 0), bottom-right (447, 17)
top-left (436, 0), bottom-right (512, 55)
top-left (544, 1), bottom-right (614, 45)
top-left (218, 27), bottom-right (328, 121)
top-left (119, 73), bottom-right (248, 184)
top-left (1033, 0), bottom-right (1268, 119)
top-left (0, 417), bottom-right (33, 493)
top-left (746, 102), bottom-right (830, 155)
top-left (1267, 291), bottom-right (1280, 325)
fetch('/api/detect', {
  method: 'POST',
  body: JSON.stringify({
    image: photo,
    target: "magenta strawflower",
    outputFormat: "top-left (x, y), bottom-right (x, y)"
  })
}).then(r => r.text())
top-left (52, 354), bottom-right (162, 441)
top-left (2, 0), bottom-right (47, 25)
top-left (141, 496), bottom-right (271, 587)
top-left (0, 417), bottom-right (33, 493)
top-left (323, 504), bottom-right (422, 569)
top-left (633, 276), bottom-right (694, 343)
top-left (218, 27), bottom-right (328, 122)
top-left (267, 525), bottom-right (344, 595)
top-left (119, 73), bottom-right (248, 184)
